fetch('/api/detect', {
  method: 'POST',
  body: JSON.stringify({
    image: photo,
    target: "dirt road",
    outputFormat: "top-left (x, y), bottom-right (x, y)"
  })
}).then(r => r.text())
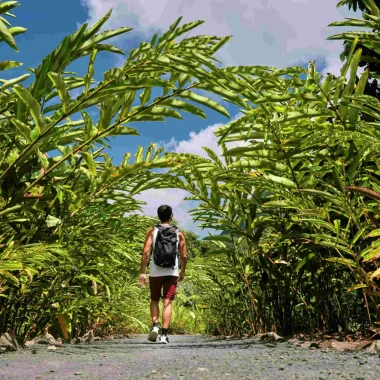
top-left (0, 335), bottom-right (378, 379)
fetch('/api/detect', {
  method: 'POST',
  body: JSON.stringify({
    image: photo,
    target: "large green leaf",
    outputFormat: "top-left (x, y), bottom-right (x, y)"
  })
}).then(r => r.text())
top-left (178, 90), bottom-right (230, 118)
top-left (13, 85), bottom-right (45, 131)
top-left (229, 160), bottom-right (289, 173)
top-left (0, 17), bottom-right (17, 50)
top-left (325, 257), bottom-right (357, 267)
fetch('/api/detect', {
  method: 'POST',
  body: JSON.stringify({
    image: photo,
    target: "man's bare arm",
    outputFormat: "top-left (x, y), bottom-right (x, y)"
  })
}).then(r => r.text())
top-left (140, 229), bottom-right (153, 286)
top-left (178, 231), bottom-right (188, 281)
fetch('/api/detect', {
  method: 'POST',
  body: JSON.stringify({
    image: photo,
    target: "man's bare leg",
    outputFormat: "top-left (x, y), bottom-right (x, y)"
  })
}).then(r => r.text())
top-left (158, 298), bottom-right (173, 343)
top-left (150, 300), bottom-right (159, 323)
top-left (162, 298), bottom-right (173, 328)
top-left (148, 300), bottom-right (160, 342)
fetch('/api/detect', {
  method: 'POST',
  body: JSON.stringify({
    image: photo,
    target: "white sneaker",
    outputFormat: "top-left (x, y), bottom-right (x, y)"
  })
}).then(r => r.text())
top-left (148, 326), bottom-right (159, 342)
top-left (159, 335), bottom-right (169, 344)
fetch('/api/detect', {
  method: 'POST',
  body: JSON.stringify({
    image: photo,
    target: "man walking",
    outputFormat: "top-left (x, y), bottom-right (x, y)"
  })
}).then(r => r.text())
top-left (139, 205), bottom-right (187, 344)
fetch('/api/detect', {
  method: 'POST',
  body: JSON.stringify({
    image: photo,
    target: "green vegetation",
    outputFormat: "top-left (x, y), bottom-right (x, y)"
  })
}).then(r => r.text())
top-left (0, 1), bottom-right (234, 339)
top-left (158, 0), bottom-right (380, 336)
top-left (337, 0), bottom-right (380, 100)
top-left (1, 0), bottom-right (380, 340)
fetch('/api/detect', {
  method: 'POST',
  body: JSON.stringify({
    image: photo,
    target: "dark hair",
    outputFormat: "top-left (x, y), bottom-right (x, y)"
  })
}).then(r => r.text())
top-left (157, 205), bottom-right (172, 222)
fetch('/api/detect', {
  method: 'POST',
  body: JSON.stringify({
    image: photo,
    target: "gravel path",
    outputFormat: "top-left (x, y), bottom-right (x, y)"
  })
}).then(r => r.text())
top-left (0, 334), bottom-right (379, 379)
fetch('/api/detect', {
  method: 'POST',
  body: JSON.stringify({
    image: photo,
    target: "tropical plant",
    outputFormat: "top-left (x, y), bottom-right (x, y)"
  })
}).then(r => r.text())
top-left (2, 0), bottom-right (380, 341)
top-left (142, 0), bottom-right (380, 337)
top-left (339, 0), bottom-right (380, 12)
top-left (0, 2), bottom-right (243, 339)
top-left (335, 0), bottom-right (380, 99)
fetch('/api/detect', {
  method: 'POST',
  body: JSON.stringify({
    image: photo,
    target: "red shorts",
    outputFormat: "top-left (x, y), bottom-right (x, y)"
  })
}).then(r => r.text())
top-left (149, 276), bottom-right (178, 301)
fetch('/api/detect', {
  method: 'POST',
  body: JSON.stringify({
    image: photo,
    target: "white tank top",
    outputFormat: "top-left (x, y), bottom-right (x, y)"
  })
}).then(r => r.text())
top-left (149, 225), bottom-right (179, 277)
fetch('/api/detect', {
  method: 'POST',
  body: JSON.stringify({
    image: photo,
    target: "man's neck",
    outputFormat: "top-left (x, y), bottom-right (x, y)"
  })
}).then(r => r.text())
top-left (160, 222), bottom-right (170, 225)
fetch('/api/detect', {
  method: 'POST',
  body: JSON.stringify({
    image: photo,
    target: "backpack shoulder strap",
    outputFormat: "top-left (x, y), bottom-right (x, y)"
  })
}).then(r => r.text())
top-left (152, 226), bottom-right (160, 252)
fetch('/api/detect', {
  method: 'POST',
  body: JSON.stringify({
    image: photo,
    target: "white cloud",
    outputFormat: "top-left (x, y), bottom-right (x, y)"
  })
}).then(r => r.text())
top-left (158, 112), bottom-right (244, 157)
top-left (164, 122), bottom-right (223, 158)
top-left (321, 54), bottom-right (366, 78)
top-left (321, 56), bottom-right (345, 77)
top-left (135, 120), bottom-right (223, 234)
top-left (135, 187), bottom-right (194, 228)
top-left (81, 0), bottom-right (357, 69)
top-left (135, 117), bottom-right (247, 234)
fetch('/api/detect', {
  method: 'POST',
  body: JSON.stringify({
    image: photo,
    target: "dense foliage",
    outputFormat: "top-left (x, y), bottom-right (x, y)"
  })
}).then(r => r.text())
top-left (337, 0), bottom-right (380, 99)
top-left (150, 0), bottom-right (380, 336)
top-left (0, 1), bottom-right (234, 339)
top-left (1, 0), bottom-right (380, 340)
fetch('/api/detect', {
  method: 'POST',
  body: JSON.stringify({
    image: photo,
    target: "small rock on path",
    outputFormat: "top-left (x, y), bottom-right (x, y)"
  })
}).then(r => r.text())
top-left (0, 335), bottom-right (379, 379)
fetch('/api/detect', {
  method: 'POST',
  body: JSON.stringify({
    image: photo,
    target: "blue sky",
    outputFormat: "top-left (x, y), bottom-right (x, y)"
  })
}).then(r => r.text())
top-left (2, 0), bottom-right (237, 165)
top-left (2, 0), bottom-right (357, 233)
